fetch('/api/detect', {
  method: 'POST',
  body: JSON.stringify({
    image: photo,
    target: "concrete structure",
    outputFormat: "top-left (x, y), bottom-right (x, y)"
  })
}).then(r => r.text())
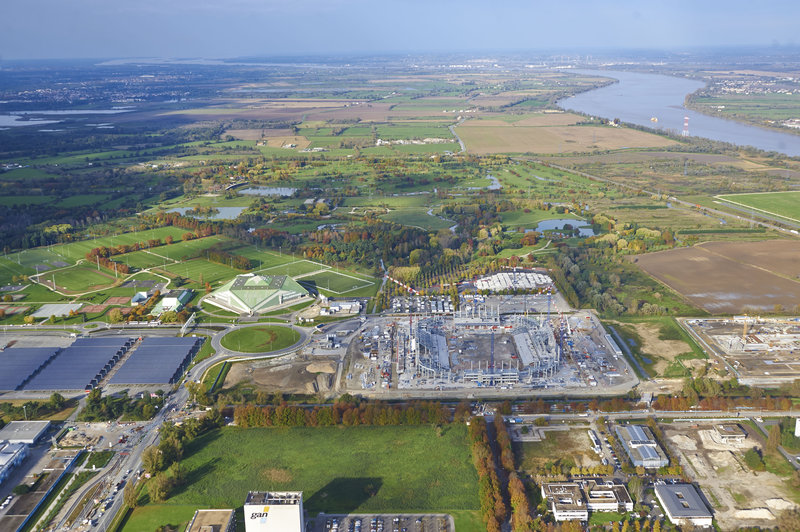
top-left (328, 300), bottom-right (361, 314)
top-left (615, 425), bottom-right (669, 469)
top-left (186, 509), bottom-right (236, 532)
top-left (244, 491), bottom-right (304, 532)
top-left (655, 484), bottom-right (713, 528)
top-left (0, 420), bottom-right (50, 444)
top-left (0, 441), bottom-right (28, 485)
top-left (474, 271), bottom-right (552, 292)
top-left (715, 424), bottom-right (747, 443)
top-left (541, 483), bottom-right (588, 521)
top-left (541, 479), bottom-right (632, 521)
top-left (206, 274), bottom-right (310, 315)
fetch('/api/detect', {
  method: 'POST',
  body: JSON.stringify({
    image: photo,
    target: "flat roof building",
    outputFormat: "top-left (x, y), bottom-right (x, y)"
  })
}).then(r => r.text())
top-left (714, 424), bottom-right (746, 442)
top-left (655, 483), bottom-right (713, 528)
top-left (541, 479), bottom-right (633, 521)
top-left (244, 491), bottom-right (304, 532)
top-left (0, 420), bottom-right (50, 444)
top-left (185, 509), bottom-right (235, 532)
top-left (615, 425), bottom-right (669, 469)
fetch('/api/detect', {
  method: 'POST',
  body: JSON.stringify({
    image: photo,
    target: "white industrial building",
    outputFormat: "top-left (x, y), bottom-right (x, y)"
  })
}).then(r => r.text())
top-left (474, 271), bottom-right (552, 292)
top-left (615, 425), bottom-right (669, 469)
top-left (0, 441), bottom-right (28, 485)
top-left (244, 491), bottom-right (304, 532)
top-left (655, 484), bottom-right (713, 528)
top-left (542, 479), bottom-right (633, 521)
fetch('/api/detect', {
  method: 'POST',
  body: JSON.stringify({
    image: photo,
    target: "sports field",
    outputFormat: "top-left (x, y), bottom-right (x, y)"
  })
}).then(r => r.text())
top-left (257, 259), bottom-right (326, 277)
top-left (49, 265), bottom-right (117, 292)
top-left (219, 325), bottom-right (300, 353)
top-left (716, 190), bottom-right (800, 223)
top-left (50, 227), bottom-right (188, 261)
top-left (123, 425), bottom-right (479, 531)
top-left (299, 269), bottom-right (376, 295)
top-left (161, 259), bottom-right (240, 286)
top-left (118, 235), bottom-right (232, 269)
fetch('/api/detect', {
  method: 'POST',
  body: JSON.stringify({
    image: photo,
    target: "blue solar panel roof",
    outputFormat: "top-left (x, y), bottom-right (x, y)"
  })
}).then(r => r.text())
top-left (109, 337), bottom-right (202, 385)
top-left (0, 347), bottom-right (61, 390)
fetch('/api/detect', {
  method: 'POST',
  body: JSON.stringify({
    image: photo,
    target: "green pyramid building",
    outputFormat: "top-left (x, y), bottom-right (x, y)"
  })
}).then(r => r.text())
top-left (205, 273), bottom-right (310, 315)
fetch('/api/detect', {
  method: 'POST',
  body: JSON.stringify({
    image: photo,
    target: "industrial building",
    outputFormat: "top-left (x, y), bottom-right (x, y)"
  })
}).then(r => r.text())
top-left (0, 441), bottom-right (27, 486)
top-left (244, 491), bottom-right (304, 532)
top-left (0, 421), bottom-right (50, 444)
top-left (655, 483), bottom-right (713, 528)
top-left (541, 479), bottom-right (633, 521)
top-left (205, 274), bottom-right (310, 315)
top-left (474, 271), bottom-right (552, 292)
top-left (186, 509), bottom-right (236, 532)
top-left (615, 425), bottom-right (669, 469)
top-left (714, 424), bottom-right (747, 443)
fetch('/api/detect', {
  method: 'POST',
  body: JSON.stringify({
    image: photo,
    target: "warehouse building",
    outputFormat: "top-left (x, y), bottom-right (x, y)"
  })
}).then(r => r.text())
top-left (655, 483), bottom-right (713, 528)
top-left (615, 424), bottom-right (669, 469)
top-left (0, 421), bottom-right (50, 445)
top-left (206, 274), bottom-right (310, 315)
top-left (244, 491), bottom-right (304, 532)
top-left (186, 509), bottom-right (235, 532)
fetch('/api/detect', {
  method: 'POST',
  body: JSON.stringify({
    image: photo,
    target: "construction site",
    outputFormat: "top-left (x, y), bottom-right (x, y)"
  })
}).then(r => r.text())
top-left (344, 294), bottom-right (638, 396)
top-left (682, 317), bottom-right (800, 386)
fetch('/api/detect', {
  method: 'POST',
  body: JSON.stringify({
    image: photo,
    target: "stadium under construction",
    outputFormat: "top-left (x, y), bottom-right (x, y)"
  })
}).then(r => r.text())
top-left (386, 298), bottom-right (637, 393)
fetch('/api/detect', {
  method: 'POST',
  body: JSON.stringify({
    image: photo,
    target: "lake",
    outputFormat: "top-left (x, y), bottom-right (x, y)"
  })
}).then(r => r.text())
top-left (530, 218), bottom-right (595, 237)
top-left (559, 70), bottom-right (800, 157)
top-left (167, 206), bottom-right (245, 220)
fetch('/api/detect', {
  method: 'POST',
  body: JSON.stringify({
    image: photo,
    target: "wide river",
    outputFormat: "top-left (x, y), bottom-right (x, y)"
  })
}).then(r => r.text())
top-left (559, 70), bottom-right (800, 157)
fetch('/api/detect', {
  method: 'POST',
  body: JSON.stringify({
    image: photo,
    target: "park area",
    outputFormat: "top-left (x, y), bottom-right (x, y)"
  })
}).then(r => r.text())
top-left (122, 425), bottom-right (480, 531)
top-left (633, 240), bottom-right (800, 314)
top-left (219, 325), bottom-right (300, 353)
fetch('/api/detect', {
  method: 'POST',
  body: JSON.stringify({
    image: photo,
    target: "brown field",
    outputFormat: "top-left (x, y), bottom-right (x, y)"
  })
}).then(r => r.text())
top-left (82, 304), bottom-right (108, 314)
top-left (107, 296), bottom-right (131, 304)
top-left (224, 128), bottom-right (292, 140)
top-left (262, 136), bottom-right (311, 150)
top-left (456, 121), bottom-right (676, 154)
top-left (633, 240), bottom-right (800, 314)
top-left (608, 320), bottom-right (701, 376)
top-left (224, 357), bottom-right (337, 394)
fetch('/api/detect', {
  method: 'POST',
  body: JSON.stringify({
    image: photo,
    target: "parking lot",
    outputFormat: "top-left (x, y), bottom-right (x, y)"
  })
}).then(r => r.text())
top-left (312, 513), bottom-right (452, 532)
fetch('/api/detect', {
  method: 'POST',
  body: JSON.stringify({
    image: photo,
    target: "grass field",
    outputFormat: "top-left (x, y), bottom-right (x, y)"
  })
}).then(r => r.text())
top-left (49, 227), bottom-right (188, 261)
top-left (716, 190), bottom-right (800, 223)
top-left (161, 259), bottom-right (241, 286)
top-left (49, 265), bottom-right (117, 292)
top-left (380, 208), bottom-right (453, 231)
top-left (123, 425), bottom-right (479, 531)
top-left (299, 269), bottom-right (376, 295)
top-left (257, 259), bottom-right (327, 277)
top-left (219, 325), bottom-right (300, 353)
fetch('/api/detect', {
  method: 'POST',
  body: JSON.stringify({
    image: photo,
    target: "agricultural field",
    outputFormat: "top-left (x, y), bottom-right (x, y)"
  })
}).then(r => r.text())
top-left (633, 240), bottom-right (800, 314)
top-left (456, 114), bottom-right (677, 154)
top-left (219, 325), bottom-right (300, 353)
top-left (716, 190), bottom-right (800, 223)
top-left (123, 425), bottom-right (479, 531)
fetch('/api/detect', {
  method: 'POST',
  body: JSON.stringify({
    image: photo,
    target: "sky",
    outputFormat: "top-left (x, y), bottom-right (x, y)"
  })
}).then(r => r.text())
top-left (2, 0), bottom-right (799, 60)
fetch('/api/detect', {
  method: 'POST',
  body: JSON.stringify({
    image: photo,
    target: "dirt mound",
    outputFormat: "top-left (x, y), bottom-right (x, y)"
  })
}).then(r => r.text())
top-left (734, 508), bottom-right (774, 520)
top-left (307, 361), bottom-right (336, 374)
top-left (263, 468), bottom-right (293, 483)
top-left (766, 499), bottom-right (796, 511)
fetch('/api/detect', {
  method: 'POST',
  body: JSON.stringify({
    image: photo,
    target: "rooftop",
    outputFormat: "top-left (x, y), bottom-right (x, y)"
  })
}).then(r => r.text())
top-left (246, 491), bottom-right (303, 506)
top-left (655, 484), bottom-right (712, 519)
top-left (715, 424), bottom-right (746, 438)
top-left (185, 509), bottom-right (235, 532)
top-left (0, 420), bottom-right (50, 443)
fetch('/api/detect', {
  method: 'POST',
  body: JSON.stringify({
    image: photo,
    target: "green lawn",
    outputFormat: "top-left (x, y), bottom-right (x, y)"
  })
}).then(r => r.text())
top-left (161, 259), bottom-right (240, 286)
top-left (219, 325), bottom-right (300, 353)
top-left (717, 190), bottom-right (800, 223)
top-left (133, 425), bottom-right (479, 520)
top-left (380, 208), bottom-right (453, 231)
top-left (50, 227), bottom-right (188, 261)
top-left (257, 259), bottom-right (327, 277)
top-left (51, 265), bottom-right (117, 291)
top-left (299, 269), bottom-right (375, 295)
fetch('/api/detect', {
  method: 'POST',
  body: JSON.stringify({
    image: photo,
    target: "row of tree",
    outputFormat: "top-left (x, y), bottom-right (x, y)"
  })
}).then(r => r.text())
top-left (468, 417), bottom-right (506, 532)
